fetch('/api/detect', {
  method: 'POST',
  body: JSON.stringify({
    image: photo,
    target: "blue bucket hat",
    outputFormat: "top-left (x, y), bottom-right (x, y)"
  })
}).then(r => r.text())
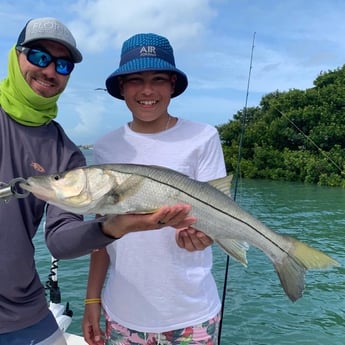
top-left (106, 33), bottom-right (188, 99)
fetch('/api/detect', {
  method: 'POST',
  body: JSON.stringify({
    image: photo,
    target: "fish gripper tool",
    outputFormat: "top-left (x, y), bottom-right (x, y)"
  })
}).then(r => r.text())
top-left (0, 177), bottom-right (30, 203)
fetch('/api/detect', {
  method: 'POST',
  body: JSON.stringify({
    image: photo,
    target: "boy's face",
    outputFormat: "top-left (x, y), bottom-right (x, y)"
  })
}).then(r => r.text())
top-left (119, 71), bottom-right (176, 122)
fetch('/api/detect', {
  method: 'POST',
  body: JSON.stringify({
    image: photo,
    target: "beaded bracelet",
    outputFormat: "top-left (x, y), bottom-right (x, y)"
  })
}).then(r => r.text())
top-left (84, 298), bottom-right (101, 305)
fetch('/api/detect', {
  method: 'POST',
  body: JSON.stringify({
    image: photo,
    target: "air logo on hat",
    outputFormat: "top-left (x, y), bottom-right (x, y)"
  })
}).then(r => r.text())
top-left (140, 46), bottom-right (156, 57)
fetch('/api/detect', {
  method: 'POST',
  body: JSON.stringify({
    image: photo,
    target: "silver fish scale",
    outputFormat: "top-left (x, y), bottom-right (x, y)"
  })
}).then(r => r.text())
top-left (100, 164), bottom-right (280, 245)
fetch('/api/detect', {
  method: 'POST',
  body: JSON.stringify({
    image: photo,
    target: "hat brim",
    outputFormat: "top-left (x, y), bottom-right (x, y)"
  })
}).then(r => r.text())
top-left (105, 57), bottom-right (188, 99)
top-left (20, 37), bottom-right (82, 63)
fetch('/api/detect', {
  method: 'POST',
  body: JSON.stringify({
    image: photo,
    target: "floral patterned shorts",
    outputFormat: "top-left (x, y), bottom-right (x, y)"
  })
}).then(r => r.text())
top-left (104, 312), bottom-right (220, 345)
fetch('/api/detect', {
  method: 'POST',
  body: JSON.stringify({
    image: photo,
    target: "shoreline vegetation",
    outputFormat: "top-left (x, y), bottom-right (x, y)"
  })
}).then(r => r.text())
top-left (216, 65), bottom-right (345, 187)
top-left (78, 144), bottom-right (93, 150)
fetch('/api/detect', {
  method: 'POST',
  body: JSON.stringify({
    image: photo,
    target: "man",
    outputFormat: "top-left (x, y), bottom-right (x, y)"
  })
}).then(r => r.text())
top-left (0, 18), bottom-right (194, 345)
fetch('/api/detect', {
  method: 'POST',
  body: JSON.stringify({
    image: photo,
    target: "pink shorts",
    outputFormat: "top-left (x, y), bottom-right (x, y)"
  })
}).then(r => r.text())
top-left (104, 312), bottom-right (220, 345)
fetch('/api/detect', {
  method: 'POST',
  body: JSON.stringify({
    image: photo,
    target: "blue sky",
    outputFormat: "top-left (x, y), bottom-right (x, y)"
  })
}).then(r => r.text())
top-left (1, 0), bottom-right (345, 144)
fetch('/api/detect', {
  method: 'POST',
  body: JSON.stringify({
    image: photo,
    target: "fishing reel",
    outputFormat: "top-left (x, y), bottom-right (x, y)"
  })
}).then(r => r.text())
top-left (0, 177), bottom-right (30, 203)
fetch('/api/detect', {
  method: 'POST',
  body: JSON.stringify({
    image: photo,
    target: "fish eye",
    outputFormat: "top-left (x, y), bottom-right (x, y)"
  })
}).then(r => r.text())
top-left (54, 175), bottom-right (60, 181)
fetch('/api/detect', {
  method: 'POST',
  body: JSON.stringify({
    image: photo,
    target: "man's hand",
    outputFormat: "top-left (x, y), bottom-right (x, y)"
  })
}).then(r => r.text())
top-left (176, 227), bottom-right (214, 251)
top-left (100, 204), bottom-right (196, 239)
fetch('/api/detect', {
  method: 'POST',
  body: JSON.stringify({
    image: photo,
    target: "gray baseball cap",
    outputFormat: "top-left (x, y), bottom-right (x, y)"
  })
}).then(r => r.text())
top-left (16, 17), bottom-right (82, 63)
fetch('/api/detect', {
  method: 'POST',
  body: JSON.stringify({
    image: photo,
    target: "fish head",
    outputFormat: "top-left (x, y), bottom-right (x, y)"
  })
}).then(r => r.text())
top-left (21, 167), bottom-right (115, 213)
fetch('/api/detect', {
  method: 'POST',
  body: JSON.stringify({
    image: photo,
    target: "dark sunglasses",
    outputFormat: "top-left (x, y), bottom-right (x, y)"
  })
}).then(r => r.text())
top-left (17, 46), bottom-right (74, 76)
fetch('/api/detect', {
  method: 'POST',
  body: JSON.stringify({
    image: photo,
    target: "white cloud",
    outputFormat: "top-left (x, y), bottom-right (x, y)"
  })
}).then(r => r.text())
top-left (69, 0), bottom-right (215, 53)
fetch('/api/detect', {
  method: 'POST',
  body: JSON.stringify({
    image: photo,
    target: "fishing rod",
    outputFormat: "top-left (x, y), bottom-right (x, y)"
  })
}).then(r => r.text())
top-left (218, 31), bottom-right (256, 344)
top-left (42, 221), bottom-right (74, 332)
top-left (46, 255), bottom-right (73, 332)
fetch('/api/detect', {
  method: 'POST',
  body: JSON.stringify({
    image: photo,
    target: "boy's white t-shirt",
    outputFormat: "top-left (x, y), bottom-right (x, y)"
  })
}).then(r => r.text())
top-left (94, 118), bottom-right (227, 332)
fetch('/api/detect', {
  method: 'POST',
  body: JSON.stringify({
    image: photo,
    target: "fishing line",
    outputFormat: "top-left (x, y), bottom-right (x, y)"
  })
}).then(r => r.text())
top-left (275, 108), bottom-right (344, 174)
top-left (218, 32), bottom-right (256, 344)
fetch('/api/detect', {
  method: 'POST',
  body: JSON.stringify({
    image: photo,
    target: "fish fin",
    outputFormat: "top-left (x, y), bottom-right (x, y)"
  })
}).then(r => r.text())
top-left (273, 236), bottom-right (340, 302)
top-left (114, 174), bottom-right (145, 194)
top-left (125, 209), bottom-right (159, 214)
top-left (208, 175), bottom-right (233, 196)
top-left (215, 239), bottom-right (249, 266)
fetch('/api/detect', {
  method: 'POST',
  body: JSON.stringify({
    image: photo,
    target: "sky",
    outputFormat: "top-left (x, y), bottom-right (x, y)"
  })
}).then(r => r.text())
top-left (1, 0), bottom-right (345, 144)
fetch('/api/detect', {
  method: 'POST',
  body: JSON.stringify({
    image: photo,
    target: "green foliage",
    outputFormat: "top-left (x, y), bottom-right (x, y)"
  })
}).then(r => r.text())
top-left (218, 65), bottom-right (345, 186)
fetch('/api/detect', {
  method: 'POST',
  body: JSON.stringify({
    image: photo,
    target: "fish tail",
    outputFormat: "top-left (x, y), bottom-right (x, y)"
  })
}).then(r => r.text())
top-left (274, 237), bottom-right (340, 302)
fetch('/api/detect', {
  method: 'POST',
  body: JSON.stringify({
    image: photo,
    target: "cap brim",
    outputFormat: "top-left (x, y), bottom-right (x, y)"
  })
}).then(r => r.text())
top-left (20, 38), bottom-right (82, 63)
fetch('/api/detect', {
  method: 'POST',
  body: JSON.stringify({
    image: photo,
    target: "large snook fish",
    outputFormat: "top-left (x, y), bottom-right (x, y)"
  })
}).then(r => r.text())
top-left (20, 164), bottom-right (339, 302)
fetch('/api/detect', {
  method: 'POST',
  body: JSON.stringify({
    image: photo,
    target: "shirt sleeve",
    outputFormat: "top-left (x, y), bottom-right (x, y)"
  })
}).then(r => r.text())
top-left (44, 209), bottom-right (114, 259)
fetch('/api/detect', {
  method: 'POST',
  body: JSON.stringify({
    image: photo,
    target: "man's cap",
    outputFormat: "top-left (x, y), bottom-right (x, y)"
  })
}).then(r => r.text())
top-left (16, 17), bottom-right (82, 63)
top-left (106, 33), bottom-right (188, 99)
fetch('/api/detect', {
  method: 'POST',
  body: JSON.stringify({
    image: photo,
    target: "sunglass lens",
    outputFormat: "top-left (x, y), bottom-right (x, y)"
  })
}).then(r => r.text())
top-left (55, 59), bottom-right (74, 75)
top-left (28, 50), bottom-right (52, 68)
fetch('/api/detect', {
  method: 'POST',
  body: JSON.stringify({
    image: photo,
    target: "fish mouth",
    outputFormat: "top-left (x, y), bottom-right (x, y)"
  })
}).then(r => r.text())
top-left (19, 180), bottom-right (52, 202)
top-left (19, 181), bottom-right (32, 192)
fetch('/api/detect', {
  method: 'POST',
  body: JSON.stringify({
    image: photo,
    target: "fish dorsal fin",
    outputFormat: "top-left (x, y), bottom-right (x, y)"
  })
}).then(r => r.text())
top-left (208, 175), bottom-right (233, 196)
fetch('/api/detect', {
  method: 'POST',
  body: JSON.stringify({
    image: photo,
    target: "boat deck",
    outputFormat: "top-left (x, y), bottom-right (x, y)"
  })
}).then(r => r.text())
top-left (64, 333), bottom-right (87, 344)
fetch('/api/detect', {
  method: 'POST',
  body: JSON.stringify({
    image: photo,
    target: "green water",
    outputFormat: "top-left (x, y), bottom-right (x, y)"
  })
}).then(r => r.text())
top-left (33, 150), bottom-right (345, 344)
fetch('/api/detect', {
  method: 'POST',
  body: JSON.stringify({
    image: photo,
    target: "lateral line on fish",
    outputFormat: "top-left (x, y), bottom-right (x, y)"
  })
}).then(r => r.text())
top-left (126, 167), bottom-right (301, 265)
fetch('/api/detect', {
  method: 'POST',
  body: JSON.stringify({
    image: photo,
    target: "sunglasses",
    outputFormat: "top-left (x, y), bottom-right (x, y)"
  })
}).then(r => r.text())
top-left (17, 46), bottom-right (74, 76)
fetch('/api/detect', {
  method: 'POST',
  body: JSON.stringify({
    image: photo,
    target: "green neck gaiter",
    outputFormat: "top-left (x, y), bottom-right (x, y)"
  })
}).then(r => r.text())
top-left (0, 45), bottom-right (60, 126)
